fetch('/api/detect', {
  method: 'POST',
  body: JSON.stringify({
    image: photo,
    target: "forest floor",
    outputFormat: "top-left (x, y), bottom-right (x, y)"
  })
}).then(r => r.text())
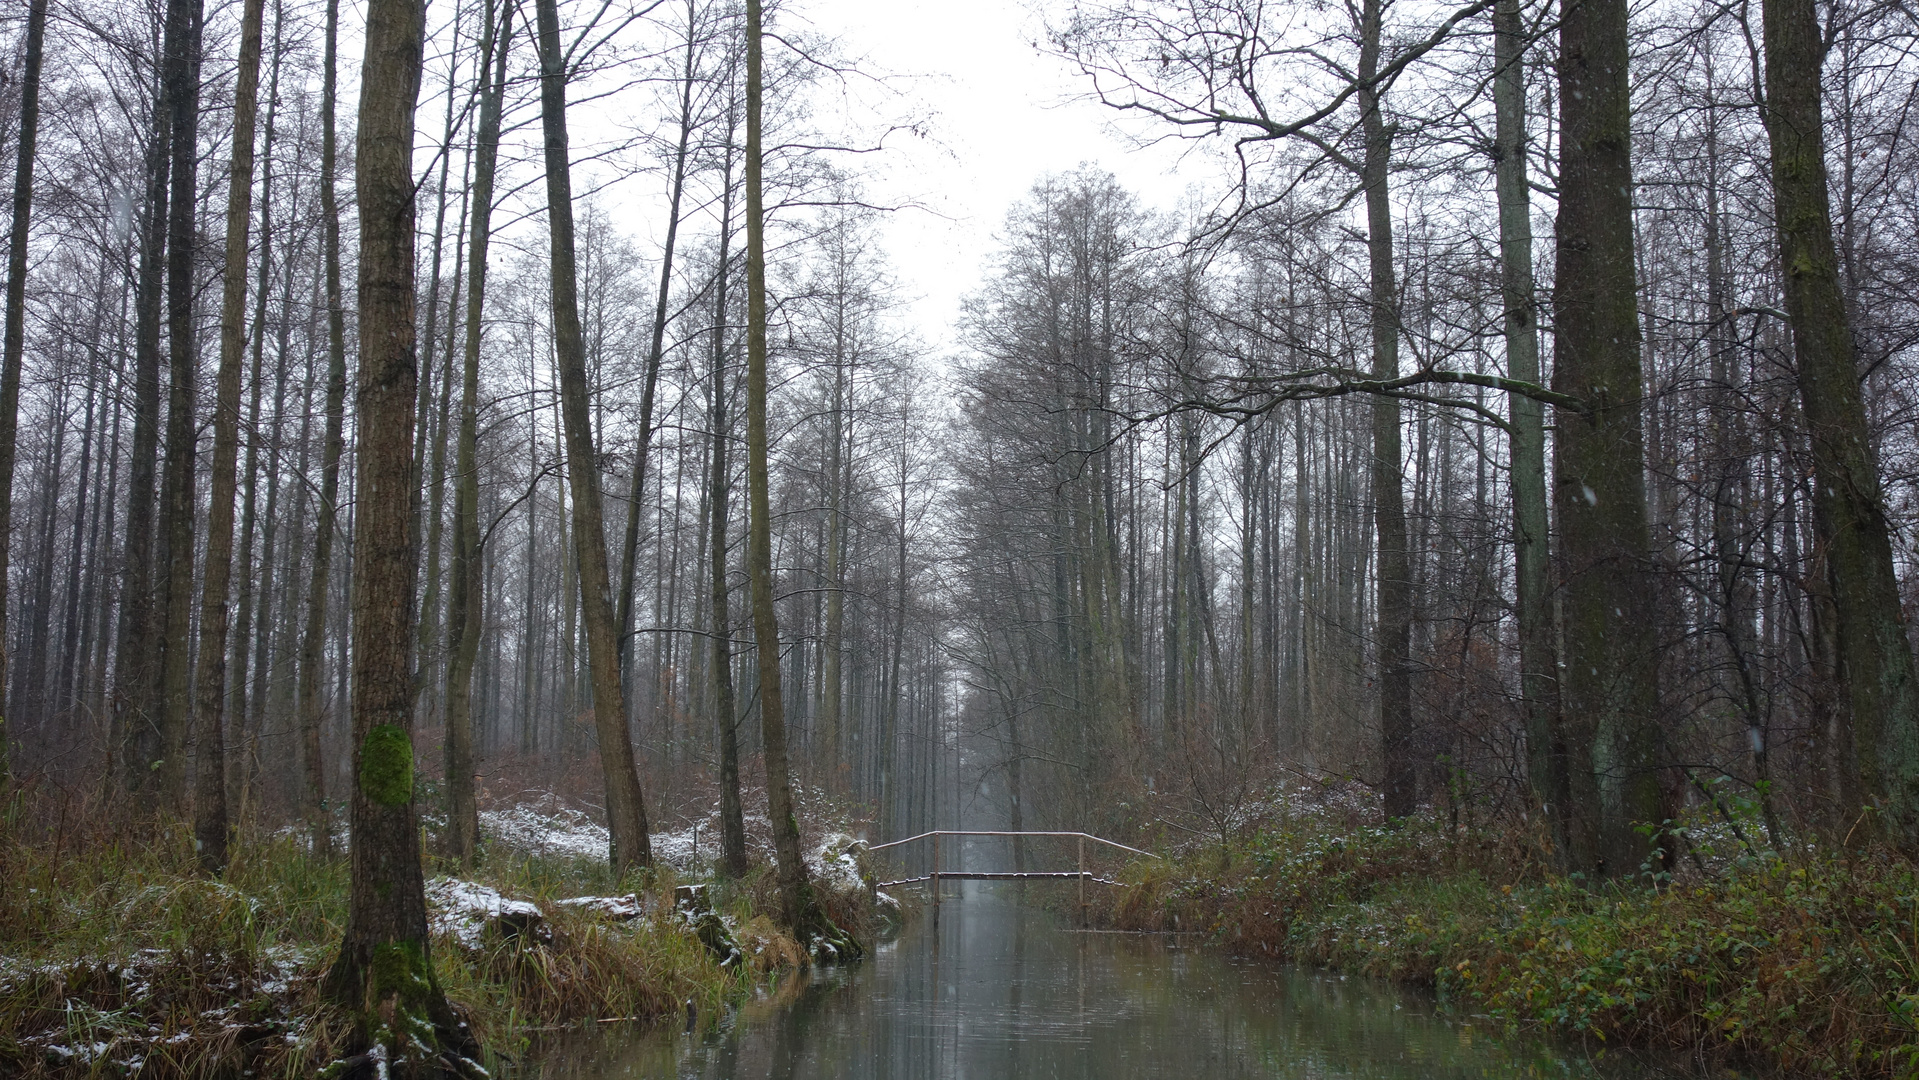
top-left (0, 792), bottom-right (884, 1078)
top-left (1106, 782), bottom-right (1919, 1078)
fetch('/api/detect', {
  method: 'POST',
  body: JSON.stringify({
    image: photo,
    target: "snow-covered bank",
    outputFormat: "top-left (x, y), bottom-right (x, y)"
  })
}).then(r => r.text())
top-left (0, 790), bottom-right (883, 1077)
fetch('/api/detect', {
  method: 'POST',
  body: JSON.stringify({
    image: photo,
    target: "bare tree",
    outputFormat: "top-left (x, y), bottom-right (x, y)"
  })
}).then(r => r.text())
top-left (299, 0), bottom-right (352, 856)
top-left (535, 0), bottom-right (653, 872)
top-left (445, 0), bottom-right (513, 868)
top-left (0, 0), bottom-right (48, 788)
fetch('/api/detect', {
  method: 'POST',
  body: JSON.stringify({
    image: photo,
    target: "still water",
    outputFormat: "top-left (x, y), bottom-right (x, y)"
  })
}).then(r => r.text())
top-left (527, 884), bottom-right (1662, 1079)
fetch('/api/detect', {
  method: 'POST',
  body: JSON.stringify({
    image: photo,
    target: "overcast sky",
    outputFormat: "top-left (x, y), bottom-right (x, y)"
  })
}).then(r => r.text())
top-left (781, 0), bottom-right (1211, 350)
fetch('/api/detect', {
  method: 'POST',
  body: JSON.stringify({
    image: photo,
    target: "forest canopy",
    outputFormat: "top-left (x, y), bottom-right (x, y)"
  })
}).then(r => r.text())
top-left (2, 0), bottom-right (1919, 987)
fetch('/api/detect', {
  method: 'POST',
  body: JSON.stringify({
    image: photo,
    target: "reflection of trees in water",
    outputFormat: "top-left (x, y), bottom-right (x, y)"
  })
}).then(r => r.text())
top-left (531, 892), bottom-right (1638, 1079)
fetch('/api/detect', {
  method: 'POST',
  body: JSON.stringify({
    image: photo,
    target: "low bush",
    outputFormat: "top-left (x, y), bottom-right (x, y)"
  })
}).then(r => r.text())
top-left (1110, 809), bottom-right (1919, 1076)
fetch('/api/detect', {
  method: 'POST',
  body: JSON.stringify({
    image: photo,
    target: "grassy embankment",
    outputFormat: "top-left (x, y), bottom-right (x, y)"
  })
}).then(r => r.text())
top-left (1108, 792), bottom-right (1919, 1077)
top-left (0, 813), bottom-right (874, 1078)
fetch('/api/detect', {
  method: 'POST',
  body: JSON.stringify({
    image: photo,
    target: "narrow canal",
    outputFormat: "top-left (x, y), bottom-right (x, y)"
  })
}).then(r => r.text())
top-left (527, 884), bottom-right (1667, 1078)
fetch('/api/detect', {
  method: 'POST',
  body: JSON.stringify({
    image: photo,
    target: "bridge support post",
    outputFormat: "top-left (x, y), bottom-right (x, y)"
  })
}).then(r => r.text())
top-left (932, 832), bottom-right (941, 928)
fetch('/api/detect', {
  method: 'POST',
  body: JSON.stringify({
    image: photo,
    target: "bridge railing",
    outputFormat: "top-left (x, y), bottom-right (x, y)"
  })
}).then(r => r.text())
top-left (866, 829), bottom-right (1161, 927)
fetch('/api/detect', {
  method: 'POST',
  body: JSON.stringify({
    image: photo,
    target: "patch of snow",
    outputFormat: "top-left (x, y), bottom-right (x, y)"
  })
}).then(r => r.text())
top-left (810, 832), bottom-right (868, 895)
top-left (44, 1041), bottom-right (114, 1065)
top-left (648, 811), bottom-right (777, 873)
top-left (554, 894), bottom-right (647, 921)
top-left (425, 877), bottom-right (545, 950)
top-left (481, 790), bottom-right (862, 881)
top-left (479, 799), bottom-right (610, 861)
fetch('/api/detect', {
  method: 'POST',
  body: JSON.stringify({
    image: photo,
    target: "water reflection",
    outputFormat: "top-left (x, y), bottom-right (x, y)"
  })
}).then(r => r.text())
top-left (526, 883), bottom-right (1660, 1079)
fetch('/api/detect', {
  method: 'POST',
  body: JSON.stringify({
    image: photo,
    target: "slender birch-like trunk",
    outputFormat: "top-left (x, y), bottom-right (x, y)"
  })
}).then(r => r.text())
top-left (191, 0), bottom-right (268, 873)
top-left (535, 0), bottom-right (653, 871)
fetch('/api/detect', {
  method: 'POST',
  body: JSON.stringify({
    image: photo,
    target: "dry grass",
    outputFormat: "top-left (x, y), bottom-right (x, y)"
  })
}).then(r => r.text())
top-left (0, 805), bottom-right (848, 1078)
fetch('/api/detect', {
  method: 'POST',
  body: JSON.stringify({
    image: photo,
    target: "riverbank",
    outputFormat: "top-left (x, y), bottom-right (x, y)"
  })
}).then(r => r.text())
top-left (1107, 792), bottom-right (1919, 1077)
top-left (0, 799), bottom-right (876, 1077)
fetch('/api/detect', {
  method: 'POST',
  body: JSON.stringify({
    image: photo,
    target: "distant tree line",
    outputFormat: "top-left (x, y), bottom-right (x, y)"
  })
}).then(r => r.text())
top-left (952, 0), bottom-right (1919, 877)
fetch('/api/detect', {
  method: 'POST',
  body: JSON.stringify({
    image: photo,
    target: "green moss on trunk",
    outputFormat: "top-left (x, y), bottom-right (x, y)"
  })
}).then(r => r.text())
top-left (359, 724), bottom-right (414, 806)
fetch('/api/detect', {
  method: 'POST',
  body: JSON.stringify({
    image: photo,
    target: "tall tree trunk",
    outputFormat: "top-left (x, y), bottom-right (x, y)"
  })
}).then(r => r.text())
top-left (229, 1), bottom-right (284, 801)
top-left (1358, 0), bottom-right (1415, 820)
top-left (881, 407), bottom-right (909, 839)
top-left (415, 24), bottom-right (472, 723)
top-left (535, 0), bottom-right (652, 872)
top-left (192, 0), bottom-right (267, 873)
top-left (57, 350), bottom-right (100, 725)
top-left (154, 0), bottom-right (207, 816)
top-left (419, 164), bottom-right (469, 731)
top-left (299, 0), bottom-right (351, 857)
top-left (745, 0), bottom-right (816, 935)
top-left (86, 360), bottom-right (125, 761)
top-left (322, 0), bottom-right (471, 1057)
top-left (1493, 0), bottom-right (1563, 851)
top-left (820, 352), bottom-right (846, 781)
top-left (1552, 0), bottom-right (1666, 877)
top-left (616, 0), bottom-right (700, 684)
top-left (0, 0), bottom-right (48, 786)
top-left (1761, 0), bottom-right (1919, 846)
top-left (243, 255), bottom-right (295, 805)
top-left (708, 202), bottom-right (748, 877)
top-left (117, 10), bottom-right (171, 797)
top-left (446, 0), bottom-right (511, 869)
top-left (14, 386), bottom-right (64, 739)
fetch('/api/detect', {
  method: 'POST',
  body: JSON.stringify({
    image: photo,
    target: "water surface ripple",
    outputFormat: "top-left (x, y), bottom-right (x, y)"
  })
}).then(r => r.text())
top-left (527, 883), bottom-right (1664, 1079)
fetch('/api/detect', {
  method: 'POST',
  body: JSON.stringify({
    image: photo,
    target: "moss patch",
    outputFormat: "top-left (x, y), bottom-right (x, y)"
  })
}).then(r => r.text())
top-left (360, 724), bottom-right (415, 806)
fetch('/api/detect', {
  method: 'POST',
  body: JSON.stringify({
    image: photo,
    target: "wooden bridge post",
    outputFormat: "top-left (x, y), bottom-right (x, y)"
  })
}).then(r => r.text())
top-left (932, 831), bottom-right (941, 928)
top-left (1078, 834), bottom-right (1087, 929)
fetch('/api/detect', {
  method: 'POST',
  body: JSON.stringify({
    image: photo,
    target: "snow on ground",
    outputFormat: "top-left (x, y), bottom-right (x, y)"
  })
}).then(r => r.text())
top-left (479, 789), bottom-right (872, 895)
top-left (554, 894), bottom-right (648, 920)
top-left (647, 811), bottom-right (781, 873)
top-left (478, 796), bottom-right (750, 872)
top-left (479, 797), bottom-right (612, 862)
top-left (425, 877), bottom-right (546, 949)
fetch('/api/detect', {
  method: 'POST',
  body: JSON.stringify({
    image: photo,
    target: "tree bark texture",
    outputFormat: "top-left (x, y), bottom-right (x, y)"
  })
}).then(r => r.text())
top-left (118, 0), bottom-right (176, 797)
top-left (1761, 0), bottom-right (1919, 847)
top-left (1552, 0), bottom-right (1668, 877)
top-left (155, 0), bottom-right (207, 816)
top-left (707, 145), bottom-right (750, 878)
top-left (324, 0), bottom-right (469, 1059)
top-left (1358, 0), bottom-right (1415, 820)
top-left (745, 0), bottom-right (818, 932)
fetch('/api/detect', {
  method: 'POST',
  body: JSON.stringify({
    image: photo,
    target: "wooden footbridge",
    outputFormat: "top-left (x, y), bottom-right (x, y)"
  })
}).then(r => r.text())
top-left (868, 830), bottom-right (1159, 927)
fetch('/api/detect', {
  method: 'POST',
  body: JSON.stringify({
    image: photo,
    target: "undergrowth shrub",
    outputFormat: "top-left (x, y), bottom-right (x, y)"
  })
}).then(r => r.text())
top-left (0, 820), bottom-right (816, 1077)
top-left (1110, 810), bottom-right (1919, 1077)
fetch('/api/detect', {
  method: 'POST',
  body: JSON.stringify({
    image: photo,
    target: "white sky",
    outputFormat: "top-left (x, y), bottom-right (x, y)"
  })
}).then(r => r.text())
top-left (778, 0), bottom-right (1212, 349)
